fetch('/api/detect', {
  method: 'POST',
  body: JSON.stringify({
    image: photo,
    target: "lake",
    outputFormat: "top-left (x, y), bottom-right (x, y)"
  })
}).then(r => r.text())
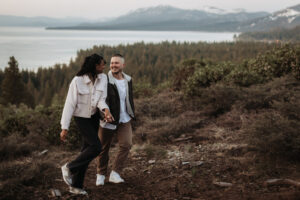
top-left (0, 27), bottom-right (238, 70)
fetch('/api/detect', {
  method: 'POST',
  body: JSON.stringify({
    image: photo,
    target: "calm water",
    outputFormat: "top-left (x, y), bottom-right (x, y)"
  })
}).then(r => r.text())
top-left (0, 27), bottom-right (238, 70)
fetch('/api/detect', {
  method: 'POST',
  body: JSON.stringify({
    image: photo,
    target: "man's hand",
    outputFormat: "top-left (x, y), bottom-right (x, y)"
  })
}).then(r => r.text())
top-left (60, 129), bottom-right (68, 142)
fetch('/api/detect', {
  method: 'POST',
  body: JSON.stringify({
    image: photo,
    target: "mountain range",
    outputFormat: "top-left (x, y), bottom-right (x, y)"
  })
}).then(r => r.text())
top-left (0, 15), bottom-right (107, 27)
top-left (1, 4), bottom-right (300, 32)
top-left (47, 5), bottom-right (269, 31)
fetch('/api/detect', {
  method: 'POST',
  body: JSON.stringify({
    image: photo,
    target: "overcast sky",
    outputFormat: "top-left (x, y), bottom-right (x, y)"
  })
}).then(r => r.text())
top-left (1, 0), bottom-right (299, 19)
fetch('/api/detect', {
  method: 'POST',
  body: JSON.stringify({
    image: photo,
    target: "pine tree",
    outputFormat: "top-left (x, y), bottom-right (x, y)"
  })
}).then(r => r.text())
top-left (1, 56), bottom-right (26, 105)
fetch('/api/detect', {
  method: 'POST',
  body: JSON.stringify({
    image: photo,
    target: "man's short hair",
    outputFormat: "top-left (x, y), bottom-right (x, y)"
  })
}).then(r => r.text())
top-left (112, 53), bottom-right (124, 58)
top-left (112, 53), bottom-right (125, 64)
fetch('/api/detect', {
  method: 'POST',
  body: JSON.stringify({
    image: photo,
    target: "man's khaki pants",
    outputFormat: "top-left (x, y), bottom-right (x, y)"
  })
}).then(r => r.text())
top-left (96, 121), bottom-right (132, 175)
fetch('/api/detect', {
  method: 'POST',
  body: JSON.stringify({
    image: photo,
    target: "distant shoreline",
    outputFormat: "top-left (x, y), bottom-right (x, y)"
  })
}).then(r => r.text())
top-left (45, 26), bottom-right (240, 32)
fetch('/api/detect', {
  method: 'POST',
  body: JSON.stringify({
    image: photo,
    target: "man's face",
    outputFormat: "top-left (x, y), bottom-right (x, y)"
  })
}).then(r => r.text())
top-left (110, 56), bottom-right (124, 74)
top-left (95, 60), bottom-right (106, 74)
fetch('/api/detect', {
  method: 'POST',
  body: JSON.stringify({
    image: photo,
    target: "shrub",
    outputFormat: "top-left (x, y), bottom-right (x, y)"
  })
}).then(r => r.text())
top-left (249, 44), bottom-right (299, 80)
top-left (184, 84), bottom-right (242, 117)
top-left (185, 62), bottom-right (233, 96)
top-left (135, 91), bottom-right (183, 118)
top-left (0, 104), bottom-right (32, 137)
top-left (246, 112), bottom-right (300, 162)
top-left (291, 46), bottom-right (300, 80)
top-left (172, 59), bottom-right (208, 90)
top-left (0, 116), bottom-right (29, 136)
top-left (225, 68), bottom-right (264, 87)
top-left (0, 134), bottom-right (33, 161)
top-left (40, 105), bottom-right (81, 149)
top-left (133, 81), bottom-right (154, 98)
top-left (0, 104), bottom-right (82, 149)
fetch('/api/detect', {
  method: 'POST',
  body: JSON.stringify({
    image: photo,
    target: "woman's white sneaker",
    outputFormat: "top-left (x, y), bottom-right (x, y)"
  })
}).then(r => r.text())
top-left (109, 170), bottom-right (124, 183)
top-left (61, 163), bottom-right (73, 186)
top-left (69, 186), bottom-right (88, 195)
top-left (96, 174), bottom-right (105, 186)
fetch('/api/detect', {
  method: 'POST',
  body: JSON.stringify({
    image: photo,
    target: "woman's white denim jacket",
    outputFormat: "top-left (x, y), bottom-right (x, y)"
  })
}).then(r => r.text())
top-left (60, 74), bottom-right (109, 130)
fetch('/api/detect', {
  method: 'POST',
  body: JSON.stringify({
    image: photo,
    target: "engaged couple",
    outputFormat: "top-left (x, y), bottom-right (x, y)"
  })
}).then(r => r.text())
top-left (59, 53), bottom-right (135, 195)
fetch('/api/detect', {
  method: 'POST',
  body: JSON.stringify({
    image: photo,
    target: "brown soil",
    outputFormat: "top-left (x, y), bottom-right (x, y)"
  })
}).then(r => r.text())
top-left (26, 123), bottom-right (300, 200)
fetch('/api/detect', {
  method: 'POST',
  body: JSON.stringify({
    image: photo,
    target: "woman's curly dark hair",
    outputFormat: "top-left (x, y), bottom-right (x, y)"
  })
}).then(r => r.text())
top-left (76, 54), bottom-right (106, 78)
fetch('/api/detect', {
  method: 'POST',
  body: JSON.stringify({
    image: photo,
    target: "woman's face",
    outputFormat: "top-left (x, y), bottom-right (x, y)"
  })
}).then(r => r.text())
top-left (95, 60), bottom-right (106, 74)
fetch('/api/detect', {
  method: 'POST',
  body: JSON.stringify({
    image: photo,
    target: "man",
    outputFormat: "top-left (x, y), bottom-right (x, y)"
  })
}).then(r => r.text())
top-left (96, 53), bottom-right (135, 186)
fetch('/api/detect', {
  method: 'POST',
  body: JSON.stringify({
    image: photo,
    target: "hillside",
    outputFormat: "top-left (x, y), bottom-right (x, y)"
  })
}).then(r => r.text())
top-left (0, 44), bottom-right (300, 199)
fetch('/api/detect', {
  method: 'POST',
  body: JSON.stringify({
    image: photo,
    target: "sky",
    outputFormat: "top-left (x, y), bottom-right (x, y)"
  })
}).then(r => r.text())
top-left (0, 0), bottom-right (300, 19)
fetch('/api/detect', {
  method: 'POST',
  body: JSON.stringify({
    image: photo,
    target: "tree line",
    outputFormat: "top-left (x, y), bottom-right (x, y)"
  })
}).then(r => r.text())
top-left (237, 26), bottom-right (300, 42)
top-left (0, 41), bottom-right (281, 107)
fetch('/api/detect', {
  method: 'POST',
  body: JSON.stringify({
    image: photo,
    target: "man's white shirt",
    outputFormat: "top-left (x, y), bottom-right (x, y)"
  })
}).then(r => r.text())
top-left (100, 77), bottom-right (131, 130)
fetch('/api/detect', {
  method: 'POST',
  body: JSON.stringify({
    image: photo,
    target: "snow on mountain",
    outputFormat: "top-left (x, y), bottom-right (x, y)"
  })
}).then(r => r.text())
top-left (270, 8), bottom-right (300, 23)
top-left (202, 6), bottom-right (228, 14)
top-left (239, 4), bottom-right (300, 31)
top-left (202, 6), bottom-right (247, 14)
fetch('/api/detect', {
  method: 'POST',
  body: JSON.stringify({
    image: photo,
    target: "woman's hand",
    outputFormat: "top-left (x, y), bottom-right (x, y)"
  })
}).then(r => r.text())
top-left (104, 109), bottom-right (114, 123)
top-left (60, 129), bottom-right (68, 142)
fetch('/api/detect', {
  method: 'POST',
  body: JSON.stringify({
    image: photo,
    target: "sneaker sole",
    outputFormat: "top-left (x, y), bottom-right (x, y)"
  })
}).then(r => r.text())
top-left (61, 166), bottom-right (72, 186)
top-left (109, 180), bottom-right (124, 184)
top-left (69, 187), bottom-right (88, 195)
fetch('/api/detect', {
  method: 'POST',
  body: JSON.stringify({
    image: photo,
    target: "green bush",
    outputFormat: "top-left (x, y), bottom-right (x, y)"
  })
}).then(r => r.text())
top-left (226, 68), bottom-right (264, 87)
top-left (38, 105), bottom-right (81, 149)
top-left (133, 81), bottom-right (154, 98)
top-left (249, 45), bottom-right (299, 80)
top-left (0, 104), bottom-right (82, 149)
top-left (172, 59), bottom-right (208, 90)
top-left (185, 62), bottom-right (233, 96)
top-left (0, 104), bottom-right (32, 137)
top-left (0, 116), bottom-right (29, 136)
top-left (291, 46), bottom-right (300, 80)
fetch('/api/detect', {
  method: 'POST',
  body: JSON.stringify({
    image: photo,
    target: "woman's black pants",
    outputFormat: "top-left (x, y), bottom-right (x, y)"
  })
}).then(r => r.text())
top-left (67, 112), bottom-right (101, 188)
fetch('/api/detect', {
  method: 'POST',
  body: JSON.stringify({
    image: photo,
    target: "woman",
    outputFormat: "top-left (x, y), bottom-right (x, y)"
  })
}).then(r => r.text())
top-left (60, 53), bottom-right (113, 195)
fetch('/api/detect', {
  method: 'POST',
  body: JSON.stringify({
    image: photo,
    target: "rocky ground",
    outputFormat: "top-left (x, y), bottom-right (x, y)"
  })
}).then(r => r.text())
top-left (30, 120), bottom-right (300, 200)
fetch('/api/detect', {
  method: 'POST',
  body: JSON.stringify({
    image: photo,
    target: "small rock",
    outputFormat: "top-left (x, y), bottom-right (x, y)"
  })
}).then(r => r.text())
top-left (213, 182), bottom-right (233, 187)
top-left (50, 189), bottom-right (61, 197)
top-left (38, 149), bottom-right (48, 156)
top-left (148, 160), bottom-right (156, 164)
top-left (265, 179), bottom-right (281, 184)
top-left (264, 178), bottom-right (300, 187)
top-left (182, 162), bottom-right (190, 165)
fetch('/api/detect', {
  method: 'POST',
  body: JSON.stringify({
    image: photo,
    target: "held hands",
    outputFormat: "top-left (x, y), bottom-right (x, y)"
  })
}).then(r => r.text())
top-left (60, 110), bottom-right (113, 142)
top-left (104, 109), bottom-right (114, 123)
top-left (60, 129), bottom-right (68, 142)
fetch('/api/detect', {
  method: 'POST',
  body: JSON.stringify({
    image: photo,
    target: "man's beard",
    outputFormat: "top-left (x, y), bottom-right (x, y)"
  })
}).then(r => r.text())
top-left (112, 70), bottom-right (122, 75)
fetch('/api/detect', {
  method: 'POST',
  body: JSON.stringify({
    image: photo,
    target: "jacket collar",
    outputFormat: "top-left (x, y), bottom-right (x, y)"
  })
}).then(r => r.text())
top-left (108, 71), bottom-right (131, 85)
top-left (82, 74), bottom-right (103, 84)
